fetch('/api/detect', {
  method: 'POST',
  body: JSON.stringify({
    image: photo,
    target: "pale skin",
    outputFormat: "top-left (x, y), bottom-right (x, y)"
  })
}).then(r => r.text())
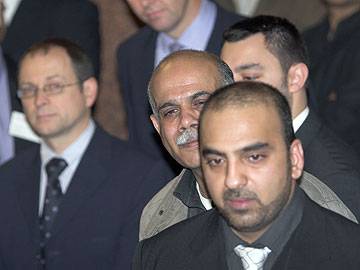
top-left (221, 33), bottom-right (309, 119)
top-left (19, 47), bottom-right (97, 154)
top-left (201, 104), bottom-right (304, 243)
top-left (126, 0), bottom-right (201, 38)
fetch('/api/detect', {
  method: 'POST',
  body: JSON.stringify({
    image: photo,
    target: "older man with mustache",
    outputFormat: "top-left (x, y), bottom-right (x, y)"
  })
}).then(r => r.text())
top-left (138, 50), bottom-right (234, 240)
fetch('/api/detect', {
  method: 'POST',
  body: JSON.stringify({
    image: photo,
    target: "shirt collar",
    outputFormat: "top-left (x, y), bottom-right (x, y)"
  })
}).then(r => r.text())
top-left (155, 0), bottom-right (217, 66)
top-left (40, 119), bottom-right (95, 167)
top-left (173, 169), bottom-right (207, 211)
top-left (292, 107), bottom-right (309, 133)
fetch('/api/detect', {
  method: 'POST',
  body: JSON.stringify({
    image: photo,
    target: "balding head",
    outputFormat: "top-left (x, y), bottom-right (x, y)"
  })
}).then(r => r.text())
top-left (148, 50), bottom-right (233, 184)
top-left (148, 50), bottom-right (234, 119)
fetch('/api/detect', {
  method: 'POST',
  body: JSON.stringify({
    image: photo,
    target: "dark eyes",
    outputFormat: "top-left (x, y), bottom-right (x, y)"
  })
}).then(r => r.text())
top-left (248, 154), bottom-right (265, 163)
top-left (207, 158), bottom-right (224, 167)
top-left (242, 75), bottom-right (260, 81)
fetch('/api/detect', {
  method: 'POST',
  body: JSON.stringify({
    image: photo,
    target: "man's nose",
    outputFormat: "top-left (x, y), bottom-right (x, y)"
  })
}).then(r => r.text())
top-left (225, 160), bottom-right (248, 189)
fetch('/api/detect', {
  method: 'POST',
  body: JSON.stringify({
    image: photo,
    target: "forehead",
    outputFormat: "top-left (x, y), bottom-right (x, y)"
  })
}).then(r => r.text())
top-left (201, 104), bottom-right (284, 148)
top-left (221, 34), bottom-right (281, 68)
top-left (151, 58), bottom-right (219, 104)
top-left (19, 47), bottom-right (74, 81)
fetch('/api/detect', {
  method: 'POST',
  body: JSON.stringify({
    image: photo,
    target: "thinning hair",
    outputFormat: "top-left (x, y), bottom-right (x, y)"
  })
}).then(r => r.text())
top-left (200, 81), bottom-right (295, 148)
top-left (223, 15), bottom-right (308, 74)
top-left (19, 38), bottom-right (94, 83)
top-left (148, 49), bottom-right (234, 118)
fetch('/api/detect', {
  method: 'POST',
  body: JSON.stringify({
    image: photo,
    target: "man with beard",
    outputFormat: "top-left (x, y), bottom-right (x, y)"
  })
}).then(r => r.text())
top-left (221, 15), bottom-right (360, 220)
top-left (133, 81), bottom-right (360, 270)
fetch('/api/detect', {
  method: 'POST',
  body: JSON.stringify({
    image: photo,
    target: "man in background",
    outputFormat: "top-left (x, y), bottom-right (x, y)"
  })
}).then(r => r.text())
top-left (221, 15), bottom-right (360, 220)
top-left (0, 39), bottom-right (169, 270)
top-left (303, 0), bottom-right (360, 154)
top-left (118, 0), bottom-right (243, 175)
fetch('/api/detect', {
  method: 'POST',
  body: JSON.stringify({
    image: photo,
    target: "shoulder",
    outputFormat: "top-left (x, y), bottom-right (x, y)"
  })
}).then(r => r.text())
top-left (214, 4), bottom-right (245, 27)
top-left (143, 171), bottom-right (184, 209)
top-left (301, 113), bottom-right (360, 174)
top-left (139, 171), bottom-right (185, 239)
top-left (303, 195), bottom-right (360, 236)
top-left (141, 209), bottom-right (216, 251)
top-left (118, 26), bottom-right (156, 54)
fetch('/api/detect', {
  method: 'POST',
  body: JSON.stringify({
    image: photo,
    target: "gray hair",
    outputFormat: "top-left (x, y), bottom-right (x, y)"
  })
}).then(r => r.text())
top-left (147, 49), bottom-right (234, 119)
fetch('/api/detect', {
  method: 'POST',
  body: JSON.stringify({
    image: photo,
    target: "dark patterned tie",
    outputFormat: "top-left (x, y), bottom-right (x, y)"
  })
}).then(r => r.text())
top-left (38, 158), bottom-right (67, 266)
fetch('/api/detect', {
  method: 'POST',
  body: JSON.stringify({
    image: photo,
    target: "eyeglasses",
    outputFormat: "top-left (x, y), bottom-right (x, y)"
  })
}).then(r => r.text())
top-left (17, 81), bottom-right (81, 99)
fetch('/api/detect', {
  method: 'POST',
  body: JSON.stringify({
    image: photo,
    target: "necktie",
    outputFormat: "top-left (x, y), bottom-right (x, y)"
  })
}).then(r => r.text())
top-left (234, 244), bottom-right (271, 270)
top-left (39, 158), bottom-right (67, 266)
top-left (168, 42), bottom-right (185, 53)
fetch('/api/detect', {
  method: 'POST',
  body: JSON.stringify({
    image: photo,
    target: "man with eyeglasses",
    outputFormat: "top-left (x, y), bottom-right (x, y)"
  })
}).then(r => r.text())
top-left (0, 38), bottom-right (172, 270)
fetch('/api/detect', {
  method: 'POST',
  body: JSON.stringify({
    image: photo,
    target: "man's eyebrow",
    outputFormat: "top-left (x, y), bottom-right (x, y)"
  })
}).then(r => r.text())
top-left (234, 63), bottom-right (262, 73)
top-left (158, 102), bottom-right (177, 112)
top-left (157, 91), bottom-right (211, 112)
top-left (202, 148), bottom-right (225, 157)
top-left (191, 91), bottom-right (211, 100)
top-left (240, 142), bottom-right (270, 153)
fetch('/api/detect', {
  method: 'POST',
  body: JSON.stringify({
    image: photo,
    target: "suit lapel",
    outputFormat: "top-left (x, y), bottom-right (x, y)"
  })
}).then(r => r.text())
top-left (15, 147), bottom-right (42, 244)
top-left (187, 211), bottom-right (228, 270)
top-left (50, 128), bottom-right (110, 237)
top-left (295, 110), bottom-right (321, 151)
top-left (273, 198), bottom-right (332, 269)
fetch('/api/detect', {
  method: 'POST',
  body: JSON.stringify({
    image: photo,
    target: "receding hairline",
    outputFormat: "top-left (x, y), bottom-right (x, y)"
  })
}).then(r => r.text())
top-left (150, 51), bottom-right (222, 86)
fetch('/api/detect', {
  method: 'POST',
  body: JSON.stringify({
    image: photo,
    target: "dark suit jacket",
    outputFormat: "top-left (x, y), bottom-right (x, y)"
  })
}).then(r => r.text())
top-left (2, 0), bottom-right (100, 75)
top-left (117, 4), bottom-right (243, 170)
top-left (133, 193), bottom-right (360, 270)
top-left (0, 127), bottom-right (172, 270)
top-left (296, 110), bottom-right (360, 220)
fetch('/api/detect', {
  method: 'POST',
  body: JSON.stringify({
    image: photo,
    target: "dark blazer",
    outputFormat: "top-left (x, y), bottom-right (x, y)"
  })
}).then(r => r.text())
top-left (117, 4), bottom-right (244, 167)
top-left (296, 110), bottom-right (360, 220)
top-left (133, 193), bottom-right (360, 270)
top-left (0, 127), bottom-right (172, 270)
top-left (2, 0), bottom-right (100, 75)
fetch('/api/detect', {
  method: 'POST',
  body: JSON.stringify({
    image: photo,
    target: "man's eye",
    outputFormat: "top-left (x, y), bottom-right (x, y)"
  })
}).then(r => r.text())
top-left (193, 99), bottom-right (207, 108)
top-left (242, 75), bottom-right (259, 81)
top-left (248, 154), bottom-right (265, 163)
top-left (46, 83), bottom-right (63, 93)
top-left (207, 158), bottom-right (224, 167)
top-left (161, 109), bottom-right (178, 118)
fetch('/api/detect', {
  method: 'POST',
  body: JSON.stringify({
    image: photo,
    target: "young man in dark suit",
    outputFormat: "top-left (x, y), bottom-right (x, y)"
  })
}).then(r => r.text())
top-left (118, 0), bottom-right (244, 175)
top-left (0, 39), bottom-right (170, 270)
top-left (133, 81), bottom-right (360, 270)
top-left (221, 15), bottom-right (360, 220)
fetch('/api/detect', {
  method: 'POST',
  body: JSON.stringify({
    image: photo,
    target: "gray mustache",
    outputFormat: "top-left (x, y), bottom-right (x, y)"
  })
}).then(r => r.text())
top-left (176, 128), bottom-right (198, 146)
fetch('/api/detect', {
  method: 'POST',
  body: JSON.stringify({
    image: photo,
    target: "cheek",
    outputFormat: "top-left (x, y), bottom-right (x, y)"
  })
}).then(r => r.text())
top-left (203, 169), bottom-right (224, 201)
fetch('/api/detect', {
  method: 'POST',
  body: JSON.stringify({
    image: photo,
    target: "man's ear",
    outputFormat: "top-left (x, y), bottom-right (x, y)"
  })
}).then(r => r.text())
top-left (150, 114), bottom-right (160, 135)
top-left (82, 77), bottom-right (98, 107)
top-left (289, 139), bottom-right (304, 181)
top-left (287, 63), bottom-right (308, 94)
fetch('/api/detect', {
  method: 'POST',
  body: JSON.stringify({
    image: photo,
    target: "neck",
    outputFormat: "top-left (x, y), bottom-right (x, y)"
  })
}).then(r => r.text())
top-left (192, 167), bottom-right (209, 198)
top-left (44, 117), bottom-right (90, 154)
top-left (327, 3), bottom-right (360, 33)
top-left (167, 0), bottom-right (201, 38)
top-left (291, 91), bottom-right (307, 119)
